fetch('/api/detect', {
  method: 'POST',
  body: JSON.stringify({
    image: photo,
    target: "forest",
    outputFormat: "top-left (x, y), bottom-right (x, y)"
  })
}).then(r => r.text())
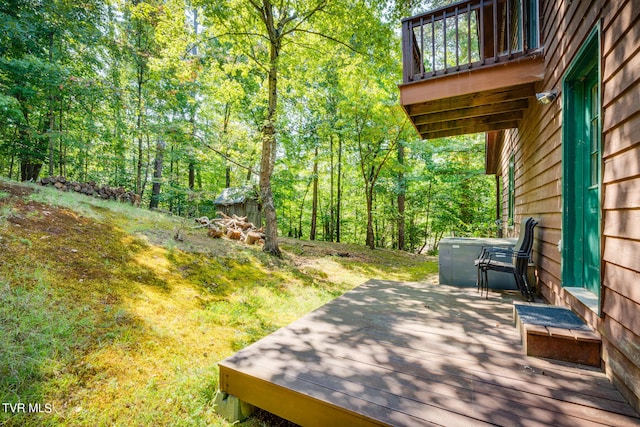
top-left (0, 0), bottom-right (497, 254)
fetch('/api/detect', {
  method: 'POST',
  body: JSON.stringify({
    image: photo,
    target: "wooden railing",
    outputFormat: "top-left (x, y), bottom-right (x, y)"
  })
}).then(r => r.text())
top-left (402, 0), bottom-right (539, 84)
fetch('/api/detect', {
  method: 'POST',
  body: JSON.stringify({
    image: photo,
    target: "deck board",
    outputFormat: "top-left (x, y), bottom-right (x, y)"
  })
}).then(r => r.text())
top-left (218, 279), bottom-right (640, 426)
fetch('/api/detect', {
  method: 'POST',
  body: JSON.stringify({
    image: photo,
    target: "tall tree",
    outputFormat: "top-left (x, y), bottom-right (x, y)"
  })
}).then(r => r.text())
top-left (355, 106), bottom-right (406, 249)
top-left (310, 145), bottom-right (319, 240)
top-left (343, 69), bottom-right (408, 249)
top-left (335, 133), bottom-right (342, 242)
top-left (208, 0), bottom-right (329, 256)
top-left (397, 140), bottom-right (406, 250)
top-left (124, 1), bottom-right (162, 196)
top-left (149, 139), bottom-right (165, 209)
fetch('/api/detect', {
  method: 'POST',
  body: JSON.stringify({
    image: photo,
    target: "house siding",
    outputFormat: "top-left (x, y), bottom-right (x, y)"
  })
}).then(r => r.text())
top-left (498, 0), bottom-right (640, 412)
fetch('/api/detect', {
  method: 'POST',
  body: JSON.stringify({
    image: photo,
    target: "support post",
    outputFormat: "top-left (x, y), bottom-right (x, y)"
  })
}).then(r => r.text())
top-left (213, 390), bottom-right (256, 422)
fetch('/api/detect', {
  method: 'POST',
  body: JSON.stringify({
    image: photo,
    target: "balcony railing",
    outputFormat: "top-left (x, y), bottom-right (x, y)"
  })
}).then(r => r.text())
top-left (402, 0), bottom-right (539, 84)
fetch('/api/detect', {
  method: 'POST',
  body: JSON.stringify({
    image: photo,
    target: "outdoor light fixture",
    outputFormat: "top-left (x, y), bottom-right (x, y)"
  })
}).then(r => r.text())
top-left (536, 90), bottom-right (558, 105)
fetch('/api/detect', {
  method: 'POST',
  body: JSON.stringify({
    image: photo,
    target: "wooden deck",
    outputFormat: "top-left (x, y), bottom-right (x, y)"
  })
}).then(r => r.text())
top-left (217, 280), bottom-right (640, 426)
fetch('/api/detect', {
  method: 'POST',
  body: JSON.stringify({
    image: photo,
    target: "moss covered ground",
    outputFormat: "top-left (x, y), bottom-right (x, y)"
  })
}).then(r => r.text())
top-left (0, 179), bottom-right (437, 426)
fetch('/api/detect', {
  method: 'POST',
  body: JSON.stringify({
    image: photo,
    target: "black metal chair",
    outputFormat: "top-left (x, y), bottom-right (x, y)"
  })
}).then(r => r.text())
top-left (476, 218), bottom-right (538, 301)
top-left (474, 218), bottom-right (533, 293)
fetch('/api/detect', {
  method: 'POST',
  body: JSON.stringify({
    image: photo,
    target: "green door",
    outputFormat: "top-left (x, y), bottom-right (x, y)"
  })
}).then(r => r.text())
top-left (583, 71), bottom-right (600, 295)
top-left (563, 30), bottom-right (601, 299)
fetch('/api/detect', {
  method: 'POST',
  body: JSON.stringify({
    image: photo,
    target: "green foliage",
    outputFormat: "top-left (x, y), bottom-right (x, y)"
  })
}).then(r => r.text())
top-left (0, 279), bottom-right (93, 426)
top-left (0, 179), bottom-right (439, 426)
top-left (0, 0), bottom-right (103, 179)
top-left (0, 0), bottom-right (496, 250)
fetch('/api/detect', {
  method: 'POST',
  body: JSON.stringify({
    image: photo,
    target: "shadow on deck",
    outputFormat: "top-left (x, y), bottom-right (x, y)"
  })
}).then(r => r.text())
top-left (216, 280), bottom-right (640, 426)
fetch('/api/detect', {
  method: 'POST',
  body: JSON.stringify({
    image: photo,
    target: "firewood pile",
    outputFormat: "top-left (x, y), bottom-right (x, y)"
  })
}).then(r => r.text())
top-left (195, 212), bottom-right (265, 245)
top-left (38, 176), bottom-right (141, 206)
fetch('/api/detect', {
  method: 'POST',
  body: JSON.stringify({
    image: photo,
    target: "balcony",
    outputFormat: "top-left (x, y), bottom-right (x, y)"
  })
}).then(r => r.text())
top-left (400, 0), bottom-right (544, 140)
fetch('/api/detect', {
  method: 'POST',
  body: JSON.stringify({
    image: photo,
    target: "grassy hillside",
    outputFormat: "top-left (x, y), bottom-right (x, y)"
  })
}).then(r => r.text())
top-left (0, 178), bottom-right (437, 426)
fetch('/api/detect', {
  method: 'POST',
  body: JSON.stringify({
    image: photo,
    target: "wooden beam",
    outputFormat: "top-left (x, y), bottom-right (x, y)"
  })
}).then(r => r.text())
top-left (416, 111), bottom-right (524, 134)
top-left (406, 83), bottom-right (535, 116)
top-left (412, 99), bottom-right (529, 126)
top-left (420, 120), bottom-right (521, 139)
top-left (399, 52), bottom-right (544, 106)
top-left (485, 130), bottom-right (504, 174)
top-left (219, 364), bottom-right (392, 427)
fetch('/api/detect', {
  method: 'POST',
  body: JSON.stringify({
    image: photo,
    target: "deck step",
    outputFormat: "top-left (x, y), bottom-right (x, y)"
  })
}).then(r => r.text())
top-left (513, 303), bottom-right (601, 367)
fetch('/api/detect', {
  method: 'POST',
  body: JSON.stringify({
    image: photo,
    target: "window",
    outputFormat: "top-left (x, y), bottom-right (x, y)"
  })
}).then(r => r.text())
top-left (526, 0), bottom-right (539, 49)
top-left (498, 0), bottom-right (539, 54)
top-left (508, 152), bottom-right (515, 226)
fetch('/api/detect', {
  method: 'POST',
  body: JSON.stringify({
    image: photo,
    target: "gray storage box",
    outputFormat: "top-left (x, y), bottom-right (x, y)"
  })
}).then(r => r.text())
top-left (438, 237), bottom-right (518, 289)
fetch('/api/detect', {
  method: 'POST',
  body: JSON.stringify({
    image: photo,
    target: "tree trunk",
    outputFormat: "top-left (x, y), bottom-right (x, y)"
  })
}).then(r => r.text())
top-left (260, 133), bottom-right (280, 255)
top-left (355, 124), bottom-right (402, 249)
top-left (82, 138), bottom-right (88, 182)
top-left (188, 160), bottom-right (195, 190)
top-left (329, 134), bottom-right (334, 241)
top-left (140, 134), bottom-right (151, 200)
top-left (135, 65), bottom-right (144, 195)
top-left (189, 100), bottom-right (197, 191)
top-left (310, 145), bottom-right (319, 240)
top-left (397, 142), bottom-right (405, 251)
top-left (58, 94), bottom-right (66, 177)
top-left (287, 205), bottom-right (293, 237)
top-left (8, 153), bottom-right (15, 180)
top-left (134, 15), bottom-right (147, 196)
top-left (260, 77), bottom-right (281, 254)
top-left (223, 102), bottom-right (232, 188)
top-left (420, 181), bottom-right (433, 253)
top-left (365, 185), bottom-right (375, 249)
top-left (17, 105), bottom-right (43, 182)
top-left (82, 103), bottom-right (95, 183)
top-left (149, 140), bottom-right (165, 209)
top-left (20, 162), bottom-right (42, 182)
top-left (390, 196), bottom-right (396, 248)
top-left (336, 133), bottom-right (342, 242)
top-left (409, 213), bottom-right (416, 252)
top-left (299, 178), bottom-right (311, 239)
top-left (259, 10), bottom-right (282, 257)
top-left (47, 31), bottom-right (55, 177)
